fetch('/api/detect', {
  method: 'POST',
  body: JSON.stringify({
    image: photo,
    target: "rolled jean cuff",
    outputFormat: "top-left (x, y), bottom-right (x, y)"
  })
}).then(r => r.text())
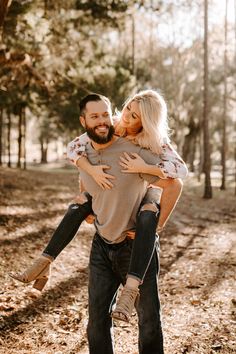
top-left (126, 273), bottom-right (142, 284)
top-left (41, 253), bottom-right (54, 262)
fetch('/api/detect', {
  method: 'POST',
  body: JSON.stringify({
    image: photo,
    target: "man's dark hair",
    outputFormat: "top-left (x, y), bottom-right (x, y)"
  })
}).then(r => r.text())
top-left (79, 93), bottom-right (111, 117)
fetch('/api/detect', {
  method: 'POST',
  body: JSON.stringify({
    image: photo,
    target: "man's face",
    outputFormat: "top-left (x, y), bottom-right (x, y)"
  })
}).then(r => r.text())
top-left (80, 100), bottom-right (115, 144)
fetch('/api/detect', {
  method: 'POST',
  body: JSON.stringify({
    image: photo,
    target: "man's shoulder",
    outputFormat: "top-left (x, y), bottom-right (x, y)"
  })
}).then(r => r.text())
top-left (139, 147), bottom-right (161, 164)
top-left (114, 137), bottom-right (141, 151)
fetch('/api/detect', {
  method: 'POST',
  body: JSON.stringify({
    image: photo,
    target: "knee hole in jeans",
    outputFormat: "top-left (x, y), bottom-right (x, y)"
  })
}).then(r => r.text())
top-left (140, 203), bottom-right (158, 213)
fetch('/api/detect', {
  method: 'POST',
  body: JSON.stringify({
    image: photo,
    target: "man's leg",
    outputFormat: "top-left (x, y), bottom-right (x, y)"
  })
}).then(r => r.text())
top-left (112, 188), bottom-right (160, 322)
top-left (136, 250), bottom-right (164, 354)
top-left (113, 240), bottom-right (164, 353)
top-left (87, 234), bottom-right (120, 354)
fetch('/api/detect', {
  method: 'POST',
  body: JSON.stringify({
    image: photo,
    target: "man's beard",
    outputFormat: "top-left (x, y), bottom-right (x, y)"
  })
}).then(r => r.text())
top-left (85, 124), bottom-right (115, 144)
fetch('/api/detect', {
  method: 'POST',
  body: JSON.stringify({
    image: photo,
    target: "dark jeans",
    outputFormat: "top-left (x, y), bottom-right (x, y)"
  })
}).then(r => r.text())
top-left (43, 195), bottom-right (93, 259)
top-left (128, 207), bottom-right (160, 282)
top-left (43, 190), bottom-right (160, 282)
top-left (87, 233), bottom-right (164, 354)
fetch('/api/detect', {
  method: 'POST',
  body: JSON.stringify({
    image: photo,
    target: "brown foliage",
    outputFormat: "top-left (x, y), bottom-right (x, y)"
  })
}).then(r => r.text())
top-left (0, 167), bottom-right (236, 353)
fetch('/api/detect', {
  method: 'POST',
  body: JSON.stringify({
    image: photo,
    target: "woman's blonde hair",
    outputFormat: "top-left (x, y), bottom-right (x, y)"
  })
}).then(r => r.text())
top-left (116, 89), bottom-right (170, 154)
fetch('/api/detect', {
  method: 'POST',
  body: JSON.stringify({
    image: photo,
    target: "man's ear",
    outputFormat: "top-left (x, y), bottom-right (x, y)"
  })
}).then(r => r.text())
top-left (80, 116), bottom-right (85, 128)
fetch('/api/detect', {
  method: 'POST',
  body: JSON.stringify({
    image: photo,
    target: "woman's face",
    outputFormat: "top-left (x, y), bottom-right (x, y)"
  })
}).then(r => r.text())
top-left (120, 100), bottom-right (142, 134)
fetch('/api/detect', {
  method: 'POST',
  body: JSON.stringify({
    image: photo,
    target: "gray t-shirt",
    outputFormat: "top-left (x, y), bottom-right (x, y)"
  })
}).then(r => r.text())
top-left (79, 137), bottom-right (161, 243)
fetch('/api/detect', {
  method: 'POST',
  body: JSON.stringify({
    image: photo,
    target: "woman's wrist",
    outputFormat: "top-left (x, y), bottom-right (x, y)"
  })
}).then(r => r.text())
top-left (143, 164), bottom-right (166, 178)
top-left (138, 162), bottom-right (149, 174)
top-left (85, 164), bottom-right (94, 176)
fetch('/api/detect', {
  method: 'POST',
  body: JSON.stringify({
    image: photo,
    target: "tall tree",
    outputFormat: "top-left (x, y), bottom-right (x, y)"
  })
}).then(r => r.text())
top-left (203, 0), bottom-right (212, 198)
top-left (22, 105), bottom-right (26, 169)
top-left (17, 104), bottom-right (23, 168)
top-left (0, 108), bottom-right (3, 166)
top-left (220, 0), bottom-right (229, 190)
top-left (234, 0), bottom-right (236, 195)
top-left (7, 109), bottom-right (11, 167)
top-left (0, 0), bottom-right (11, 28)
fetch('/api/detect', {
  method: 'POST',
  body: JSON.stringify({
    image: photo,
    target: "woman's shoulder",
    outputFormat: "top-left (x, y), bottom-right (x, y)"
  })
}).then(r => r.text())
top-left (68, 133), bottom-right (90, 146)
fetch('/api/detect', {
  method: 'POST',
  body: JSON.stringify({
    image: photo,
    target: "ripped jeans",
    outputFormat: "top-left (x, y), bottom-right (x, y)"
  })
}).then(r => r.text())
top-left (43, 189), bottom-right (160, 284)
top-left (43, 193), bottom-right (93, 259)
top-left (128, 188), bottom-right (160, 282)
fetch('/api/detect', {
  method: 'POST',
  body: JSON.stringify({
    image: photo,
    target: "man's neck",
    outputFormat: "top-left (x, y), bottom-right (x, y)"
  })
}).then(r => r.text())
top-left (91, 135), bottom-right (118, 151)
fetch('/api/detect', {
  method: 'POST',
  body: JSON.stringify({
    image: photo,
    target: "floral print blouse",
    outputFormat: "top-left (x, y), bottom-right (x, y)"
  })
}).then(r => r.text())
top-left (67, 133), bottom-right (188, 179)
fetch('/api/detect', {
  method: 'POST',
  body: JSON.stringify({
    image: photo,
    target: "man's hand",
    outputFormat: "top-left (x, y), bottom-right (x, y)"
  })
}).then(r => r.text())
top-left (85, 214), bottom-right (95, 224)
top-left (126, 230), bottom-right (135, 239)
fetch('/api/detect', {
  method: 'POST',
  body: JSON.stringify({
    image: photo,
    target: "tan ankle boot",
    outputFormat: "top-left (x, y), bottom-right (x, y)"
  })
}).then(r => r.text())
top-left (111, 285), bottom-right (140, 323)
top-left (9, 254), bottom-right (53, 291)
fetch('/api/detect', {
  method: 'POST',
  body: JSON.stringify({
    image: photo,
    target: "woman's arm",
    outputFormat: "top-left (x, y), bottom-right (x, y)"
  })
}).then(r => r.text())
top-left (119, 143), bottom-right (188, 179)
top-left (67, 134), bottom-right (115, 189)
top-left (120, 152), bottom-right (167, 178)
top-left (67, 133), bottom-right (90, 164)
top-left (158, 142), bottom-right (188, 179)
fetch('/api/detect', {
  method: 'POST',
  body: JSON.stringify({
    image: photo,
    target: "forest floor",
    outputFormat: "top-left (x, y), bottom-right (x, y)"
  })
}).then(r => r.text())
top-left (0, 165), bottom-right (235, 354)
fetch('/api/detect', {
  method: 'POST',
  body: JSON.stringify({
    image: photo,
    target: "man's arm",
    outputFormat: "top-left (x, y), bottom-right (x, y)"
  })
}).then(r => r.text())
top-left (152, 178), bottom-right (183, 229)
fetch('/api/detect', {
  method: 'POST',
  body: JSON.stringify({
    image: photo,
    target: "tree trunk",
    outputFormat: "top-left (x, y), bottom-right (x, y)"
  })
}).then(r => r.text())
top-left (0, 108), bottom-right (3, 166)
top-left (131, 13), bottom-right (135, 75)
top-left (40, 138), bottom-right (48, 163)
top-left (22, 106), bottom-right (26, 170)
top-left (7, 110), bottom-right (11, 167)
top-left (234, 0), bottom-right (236, 195)
top-left (0, 0), bottom-right (11, 28)
top-left (220, 0), bottom-right (228, 190)
top-left (182, 116), bottom-right (199, 172)
top-left (17, 106), bottom-right (23, 168)
top-left (197, 128), bottom-right (203, 182)
top-left (203, 0), bottom-right (212, 199)
top-left (44, 0), bottom-right (48, 16)
top-left (235, 147), bottom-right (236, 196)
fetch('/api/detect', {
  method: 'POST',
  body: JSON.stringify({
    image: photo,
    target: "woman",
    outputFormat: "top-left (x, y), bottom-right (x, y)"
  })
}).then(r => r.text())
top-left (10, 90), bottom-right (187, 322)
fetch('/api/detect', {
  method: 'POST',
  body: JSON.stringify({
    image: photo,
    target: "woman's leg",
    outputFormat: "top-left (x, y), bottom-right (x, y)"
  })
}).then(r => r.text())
top-left (112, 188), bottom-right (160, 321)
top-left (43, 195), bottom-right (93, 259)
top-left (127, 203), bottom-right (160, 282)
top-left (10, 194), bottom-right (93, 290)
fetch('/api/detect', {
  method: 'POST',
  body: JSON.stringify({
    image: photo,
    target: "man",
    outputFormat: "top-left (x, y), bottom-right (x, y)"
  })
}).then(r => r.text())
top-left (76, 93), bottom-right (182, 354)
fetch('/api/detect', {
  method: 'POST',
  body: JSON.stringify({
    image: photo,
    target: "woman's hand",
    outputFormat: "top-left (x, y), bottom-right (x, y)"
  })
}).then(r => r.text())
top-left (119, 152), bottom-right (148, 173)
top-left (89, 165), bottom-right (115, 190)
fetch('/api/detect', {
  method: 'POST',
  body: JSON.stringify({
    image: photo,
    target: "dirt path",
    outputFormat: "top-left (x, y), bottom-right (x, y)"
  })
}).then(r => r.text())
top-left (0, 167), bottom-right (235, 354)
